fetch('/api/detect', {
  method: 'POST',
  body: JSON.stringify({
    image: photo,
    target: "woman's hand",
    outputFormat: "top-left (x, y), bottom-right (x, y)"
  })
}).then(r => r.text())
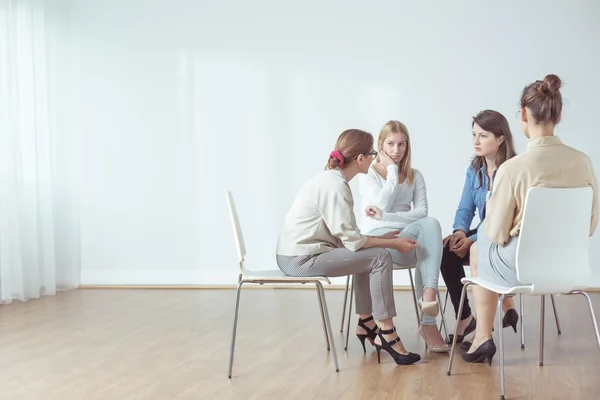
top-left (391, 237), bottom-right (418, 254)
top-left (443, 230), bottom-right (466, 249)
top-left (451, 237), bottom-right (473, 259)
top-left (365, 205), bottom-right (383, 220)
top-left (380, 230), bottom-right (401, 239)
top-left (379, 150), bottom-right (396, 168)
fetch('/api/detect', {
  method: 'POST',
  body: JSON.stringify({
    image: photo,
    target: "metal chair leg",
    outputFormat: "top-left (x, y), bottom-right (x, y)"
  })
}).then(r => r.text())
top-left (498, 294), bottom-right (506, 400)
top-left (228, 280), bottom-right (245, 378)
top-left (340, 275), bottom-right (350, 332)
top-left (440, 289), bottom-right (450, 333)
top-left (316, 284), bottom-right (330, 351)
top-left (569, 291), bottom-right (600, 353)
top-left (539, 295), bottom-right (546, 366)
top-left (520, 294), bottom-right (525, 349)
top-left (550, 294), bottom-right (562, 334)
top-left (437, 290), bottom-right (449, 342)
top-left (408, 269), bottom-right (421, 328)
top-left (344, 275), bottom-right (354, 350)
top-left (447, 282), bottom-right (472, 375)
top-left (316, 281), bottom-right (339, 372)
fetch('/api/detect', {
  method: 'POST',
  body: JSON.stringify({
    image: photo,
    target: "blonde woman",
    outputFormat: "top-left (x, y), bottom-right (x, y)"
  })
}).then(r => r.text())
top-left (358, 120), bottom-right (449, 352)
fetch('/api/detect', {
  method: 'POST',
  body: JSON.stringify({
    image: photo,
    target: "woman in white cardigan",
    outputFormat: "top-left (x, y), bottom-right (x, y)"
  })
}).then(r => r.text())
top-left (358, 120), bottom-right (449, 352)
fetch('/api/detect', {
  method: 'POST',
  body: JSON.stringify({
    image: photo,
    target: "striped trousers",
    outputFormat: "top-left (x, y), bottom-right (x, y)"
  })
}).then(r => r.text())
top-left (276, 247), bottom-right (396, 320)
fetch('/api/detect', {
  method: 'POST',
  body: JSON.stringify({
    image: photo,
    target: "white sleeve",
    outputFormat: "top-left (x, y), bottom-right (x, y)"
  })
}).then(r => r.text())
top-left (382, 170), bottom-right (428, 224)
top-left (359, 165), bottom-right (399, 212)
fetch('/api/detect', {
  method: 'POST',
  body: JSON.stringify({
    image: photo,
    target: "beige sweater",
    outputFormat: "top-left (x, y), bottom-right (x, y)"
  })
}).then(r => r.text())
top-left (276, 168), bottom-right (368, 256)
top-left (486, 136), bottom-right (599, 245)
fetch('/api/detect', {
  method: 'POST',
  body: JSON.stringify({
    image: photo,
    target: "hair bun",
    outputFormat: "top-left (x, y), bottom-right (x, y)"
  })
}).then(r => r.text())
top-left (542, 74), bottom-right (562, 93)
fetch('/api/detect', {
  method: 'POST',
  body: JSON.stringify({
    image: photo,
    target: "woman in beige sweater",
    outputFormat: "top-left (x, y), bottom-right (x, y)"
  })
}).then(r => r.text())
top-left (461, 74), bottom-right (599, 364)
top-left (276, 129), bottom-right (422, 365)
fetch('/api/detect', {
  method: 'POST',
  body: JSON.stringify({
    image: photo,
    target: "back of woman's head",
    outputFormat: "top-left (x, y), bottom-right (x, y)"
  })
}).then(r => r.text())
top-left (326, 129), bottom-right (374, 169)
top-left (520, 74), bottom-right (563, 125)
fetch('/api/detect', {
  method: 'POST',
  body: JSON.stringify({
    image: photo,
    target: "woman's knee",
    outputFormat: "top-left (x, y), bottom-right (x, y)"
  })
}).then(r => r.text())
top-left (372, 248), bottom-right (393, 269)
top-left (418, 217), bottom-right (442, 236)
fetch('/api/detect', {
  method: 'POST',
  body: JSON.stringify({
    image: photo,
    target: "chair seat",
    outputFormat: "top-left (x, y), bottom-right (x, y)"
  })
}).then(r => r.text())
top-left (461, 277), bottom-right (532, 295)
top-left (242, 268), bottom-right (331, 284)
top-left (392, 263), bottom-right (415, 270)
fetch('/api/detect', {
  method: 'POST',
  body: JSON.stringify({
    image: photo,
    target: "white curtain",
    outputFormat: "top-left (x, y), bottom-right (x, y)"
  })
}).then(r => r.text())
top-left (0, 0), bottom-right (79, 303)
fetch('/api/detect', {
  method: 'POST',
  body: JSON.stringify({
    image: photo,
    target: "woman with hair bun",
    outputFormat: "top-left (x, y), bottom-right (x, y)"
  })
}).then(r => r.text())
top-left (461, 74), bottom-right (599, 364)
top-left (276, 128), bottom-right (421, 365)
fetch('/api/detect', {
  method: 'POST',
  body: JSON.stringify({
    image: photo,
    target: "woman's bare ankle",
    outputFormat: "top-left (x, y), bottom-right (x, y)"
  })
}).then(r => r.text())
top-left (376, 319), bottom-right (409, 354)
top-left (422, 287), bottom-right (437, 302)
top-left (502, 297), bottom-right (515, 313)
top-left (454, 315), bottom-right (473, 335)
top-left (356, 314), bottom-right (376, 334)
top-left (421, 324), bottom-right (446, 345)
top-left (472, 335), bottom-right (491, 346)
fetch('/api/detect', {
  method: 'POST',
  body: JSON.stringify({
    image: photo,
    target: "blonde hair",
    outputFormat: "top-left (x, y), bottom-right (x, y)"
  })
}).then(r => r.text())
top-left (377, 120), bottom-right (414, 184)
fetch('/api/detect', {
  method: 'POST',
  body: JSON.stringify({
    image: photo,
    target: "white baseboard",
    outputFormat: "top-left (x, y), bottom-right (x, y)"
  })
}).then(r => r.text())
top-left (81, 269), bottom-right (239, 285)
top-left (80, 269), bottom-right (600, 291)
top-left (81, 269), bottom-right (433, 286)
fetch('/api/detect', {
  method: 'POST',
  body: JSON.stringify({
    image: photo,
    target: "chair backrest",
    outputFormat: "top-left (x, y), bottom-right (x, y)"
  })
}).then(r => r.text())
top-left (225, 191), bottom-right (246, 267)
top-left (516, 186), bottom-right (593, 293)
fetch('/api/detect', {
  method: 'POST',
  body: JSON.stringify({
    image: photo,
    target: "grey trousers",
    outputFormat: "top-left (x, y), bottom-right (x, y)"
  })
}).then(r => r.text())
top-left (277, 247), bottom-right (396, 320)
top-left (368, 217), bottom-right (443, 326)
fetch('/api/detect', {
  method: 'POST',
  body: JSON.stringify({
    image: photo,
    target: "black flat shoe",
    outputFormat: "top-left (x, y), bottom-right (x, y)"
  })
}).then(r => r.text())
top-left (447, 316), bottom-right (476, 344)
top-left (460, 338), bottom-right (496, 365)
top-left (503, 308), bottom-right (519, 333)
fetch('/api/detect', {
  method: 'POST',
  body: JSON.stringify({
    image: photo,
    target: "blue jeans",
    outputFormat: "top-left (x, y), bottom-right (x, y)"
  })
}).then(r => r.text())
top-left (368, 217), bottom-right (443, 325)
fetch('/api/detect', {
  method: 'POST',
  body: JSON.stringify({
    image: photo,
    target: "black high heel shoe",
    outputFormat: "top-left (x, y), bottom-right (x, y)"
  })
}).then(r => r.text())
top-left (447, 316), bottom-right (476, 344)
top-left (503, 308), bottom-right (519, 333)
top-left (374, 327), bottom-right (421, 365)
top-left (356, 316), bottom-right (379, 353)
top-left (460, 338), bottom-right (497, 365)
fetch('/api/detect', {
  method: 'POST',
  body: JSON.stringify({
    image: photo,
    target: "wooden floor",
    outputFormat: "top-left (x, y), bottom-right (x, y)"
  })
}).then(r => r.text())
top-left (0, 289), bottom-right (599, 399)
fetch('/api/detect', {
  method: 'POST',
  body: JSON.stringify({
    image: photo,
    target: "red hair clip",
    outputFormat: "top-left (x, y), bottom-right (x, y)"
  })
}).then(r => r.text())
top-left (330, 150), bottom-right (345, 167)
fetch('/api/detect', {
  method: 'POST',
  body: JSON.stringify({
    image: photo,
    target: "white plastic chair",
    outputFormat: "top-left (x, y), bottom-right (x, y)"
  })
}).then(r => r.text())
top-left (340, 266), bottom-right (449, 350)
top-left (441, 266), bottom-right (563, 349)
top-left (446, 187), bottom-right (600, 400)
top-left (225, 191), bottom-right (339, 378)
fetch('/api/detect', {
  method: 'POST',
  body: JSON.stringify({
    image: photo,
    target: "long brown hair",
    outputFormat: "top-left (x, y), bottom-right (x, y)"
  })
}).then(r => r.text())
top-left (376, 120), bottom-right (414, 185)
top-left (471, 110), bottom-right (517, 188)
top-left (520, 74), bottom-right (563, 125)
top-left (325, 129), bottom-right (373, 170)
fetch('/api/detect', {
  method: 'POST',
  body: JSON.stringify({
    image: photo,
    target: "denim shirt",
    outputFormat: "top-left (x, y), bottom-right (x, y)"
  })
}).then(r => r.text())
top-left (452, 164), bottom-right (493, 242)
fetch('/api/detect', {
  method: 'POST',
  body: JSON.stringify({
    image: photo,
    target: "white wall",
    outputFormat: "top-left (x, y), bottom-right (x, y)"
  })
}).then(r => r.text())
top-left (63, 0), bottom-right (600, 285)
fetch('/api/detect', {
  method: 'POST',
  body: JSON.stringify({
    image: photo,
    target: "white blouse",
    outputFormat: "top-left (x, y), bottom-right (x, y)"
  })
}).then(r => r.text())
top-left (358, 164), bottom-right (428, 234)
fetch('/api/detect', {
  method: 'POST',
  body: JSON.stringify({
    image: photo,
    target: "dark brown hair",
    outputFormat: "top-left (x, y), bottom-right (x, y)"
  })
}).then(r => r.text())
top-left (326, 129), bottom-right (374, 169)
top-left (471, 110), bottom-right (517, 188)
top-left (520, 74), bottom-right (563, 125)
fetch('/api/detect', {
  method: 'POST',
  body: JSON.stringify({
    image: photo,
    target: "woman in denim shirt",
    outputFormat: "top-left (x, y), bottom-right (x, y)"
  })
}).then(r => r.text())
top-left (440, 110), bottom-right (517, 343)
